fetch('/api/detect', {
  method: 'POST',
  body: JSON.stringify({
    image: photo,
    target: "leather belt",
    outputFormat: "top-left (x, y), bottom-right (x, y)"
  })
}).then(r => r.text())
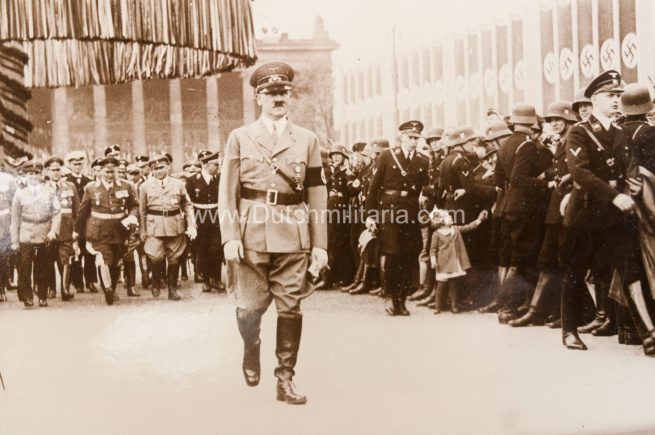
top-left (192, 202), bottom-right (218, 210)
top-left (91, 211), bottom-right (127, 220)
top-left (22, 215), bottom-right (50, 224)
top-left (147, 208), bottom-right (180, 217)
top-left (241, 187), bottom-right (302, 206)
top-left (382, 189), bottom-right (413, 198)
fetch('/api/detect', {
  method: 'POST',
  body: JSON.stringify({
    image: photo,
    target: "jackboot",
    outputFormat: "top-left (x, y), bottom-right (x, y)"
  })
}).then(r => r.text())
top-left (509, 272), bottom-right (557, 327)
top-left (385, 297), bottom-right (399, 316)
top-left (397, 296), bottom-right (410, 316)
top-left (151, 263), bottom-right (162, 297)
top-left (344, 261), bottom-right (364, 292)
top-left (578, 280), bottom-right (608, 334)
top-left (167, 264), bottom-right (181, 301)
top-left (275, 316), bottom-right (307, 405)
top-left (61, 264), bottom-right (74, 301)
top-left (97, 265), bottom-right (114, 306)
top-left (125, 262), bottom-right (140, 297)
top-left (109, 265), bottom-right (121, 302)
top-left (237, 309), bottom-right (262, 386)
top-left (350, 265), bottom-right (374, 295)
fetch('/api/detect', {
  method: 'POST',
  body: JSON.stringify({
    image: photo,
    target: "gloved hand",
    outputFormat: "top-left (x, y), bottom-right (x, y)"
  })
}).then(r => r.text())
top-left (309, 247), bottom-right (328, 274)
top-left (186, 226), bottom-right (197, 240)
top-left (224, 240), bottom-right (244, 262)
top-left (121, 215), bottom-right (139, 229)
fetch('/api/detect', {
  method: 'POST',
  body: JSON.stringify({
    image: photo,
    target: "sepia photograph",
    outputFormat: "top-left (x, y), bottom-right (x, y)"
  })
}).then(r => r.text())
top-left (1, 0), bottom-right (655, 433)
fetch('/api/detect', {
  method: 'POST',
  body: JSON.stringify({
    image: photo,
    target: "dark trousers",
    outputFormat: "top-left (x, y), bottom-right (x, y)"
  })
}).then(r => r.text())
top-left (560, 223), bottom-right (633, 333)
top-left (196, 221), bottom-right (223, 284)
top-left (0, 246), bottom-right (10, 290)
top-left (71, 238), bottom-right (98, 289)
top-left (18, 243), bottom-right (50, 300)
top-left (382, 223), bottom-right (421, 300)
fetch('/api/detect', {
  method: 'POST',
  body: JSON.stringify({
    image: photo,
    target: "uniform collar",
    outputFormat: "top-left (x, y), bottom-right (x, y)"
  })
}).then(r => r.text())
top-left (201, 169), bottom-right (213, 184)
top-left (260, 115), bottom-right (288, 137)
top-left (591, 112), bottom-right (612, 130)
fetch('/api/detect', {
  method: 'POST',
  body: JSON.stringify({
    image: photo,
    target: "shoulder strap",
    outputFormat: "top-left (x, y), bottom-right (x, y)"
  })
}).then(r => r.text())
top-left (632, 123), bottom-right (646, 141)
top-left (389, 150), bottom-right (408, 176)
top-left (579, 125), bottom-right (606, 151)
top-left (514, 140), bottom-right (531, 156)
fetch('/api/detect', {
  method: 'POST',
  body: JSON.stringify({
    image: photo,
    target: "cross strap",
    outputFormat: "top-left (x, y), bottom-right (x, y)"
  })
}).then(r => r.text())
top-left (246, 133), bottom-right (303, 192)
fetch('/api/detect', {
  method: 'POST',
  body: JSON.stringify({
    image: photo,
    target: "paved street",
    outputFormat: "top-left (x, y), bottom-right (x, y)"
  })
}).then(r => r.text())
top-left (1, 284), bottom-right (655, 435)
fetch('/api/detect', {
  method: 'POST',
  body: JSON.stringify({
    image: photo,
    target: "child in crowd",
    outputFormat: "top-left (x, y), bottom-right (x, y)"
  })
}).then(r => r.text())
top-left (430, 208), bottom-right (488, 314)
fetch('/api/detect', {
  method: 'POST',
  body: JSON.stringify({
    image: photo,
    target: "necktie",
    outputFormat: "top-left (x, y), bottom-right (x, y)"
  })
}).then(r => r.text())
top-left (272, 124), bottom-right (279, 144)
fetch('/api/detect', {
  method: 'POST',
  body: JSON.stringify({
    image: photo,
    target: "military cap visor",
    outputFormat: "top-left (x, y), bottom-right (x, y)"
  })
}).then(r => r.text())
top-left (90, 158), bottom-right (103, 168)
top-left (584, 70), bottom-right (624, 98)
top-left (23, 161), bottom-right (44, 173)
top-left (199, 151), bottom-right (219, 163)
top-left (100, 157), bottom-right (120, 167)
top-left (44, 157), bottom-right (64, 168)
top-left (149, 155), bottom-right (171, 168)
top-left (399, 120), bottom-right (424, 136)
top-left (250, 62), bottom-right (295, 93)
top-left (65, 150), bottom-right (86, 162)
top-left (135, 155), bottom-right (149, 163)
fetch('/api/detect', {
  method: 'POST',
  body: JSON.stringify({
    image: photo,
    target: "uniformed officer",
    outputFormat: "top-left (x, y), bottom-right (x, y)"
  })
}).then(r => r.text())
top-left (325, 144), bottom-right (354, 288)
top-left (75, 157), bottom-right (139, 305)
top-left (45, 157), bottom-right (80, 301)
top-left (0, 167), bottom-right (17, 301)
top-left (494, 103), bottom-right (552, 323)
top-left (366, 121), bottom-right (429, 316)
top-left (510, 101), bottom-right (576, 327)
top-left (65, 150), bottom-right (98, 294)
top-left (559, 70), bottom-right (651, 352)
top-left (11, 161), bottom-right (61, 307)
top-left (219, 61), bottom-right (328, 404)
top-left (135, 155), bottom-right (151, 184)
top-left (126, 164), bottom-right (141, 184)
top-left (105, 145), bottom-right (121, 158)
top-left (185, 150), bottom-right (224, 292)
top-left (139, 154), bottom-right (196, 300)
top-left (367, 137), bottom-right (390, 298)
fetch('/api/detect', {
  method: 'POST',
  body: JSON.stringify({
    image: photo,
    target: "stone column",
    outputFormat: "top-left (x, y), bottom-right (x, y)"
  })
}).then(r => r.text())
top-left (206, 75), bottom-right (220, 152)
top-left (169, 79), bottom-right (184, 171)
top-left (93, 85), bottom-right (108, 158)
top-left (52, 88), bottom-right (70, 157)
top-left (132, 80), bottom-right (147, 157)
top-left (242, 71), bottom-right (257, 124)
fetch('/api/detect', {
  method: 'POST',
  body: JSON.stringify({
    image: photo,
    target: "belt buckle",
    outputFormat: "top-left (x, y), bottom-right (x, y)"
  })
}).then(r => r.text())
top-left (400, 191), bottom-right (408, 197)
top-left (162, 210), bottom-right (169, 217)
top-left (266, 189), bottom-right (278, 206)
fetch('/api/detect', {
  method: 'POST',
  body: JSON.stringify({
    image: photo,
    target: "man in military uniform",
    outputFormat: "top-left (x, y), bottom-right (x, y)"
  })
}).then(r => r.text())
top-left (135, 155), bottom-right (150, 184)
top-left (0, 166), bottom-right (17, 301)
top-left (75, 157), bottom-right (139, 305)
top-left (366, 121), bottom-right (429, 315)
top-left (45, 157), bottom-right (80, 301)
top-left (11, 161), bottom-right (61, 307)
top-left (560, 72), bottom-right (653, 352)
top-left (367, 137), bottom-right (390, 297)
top-left (494, 104), bottom-right (552, 323)
top-left (140, 154), bottom-right (196, 300)
top-left (185, 150), bottom-right (223, 292)
top-left (65, 150), bottom-right (98, 293)
top-left (219, 61), bottom-right (328, 404)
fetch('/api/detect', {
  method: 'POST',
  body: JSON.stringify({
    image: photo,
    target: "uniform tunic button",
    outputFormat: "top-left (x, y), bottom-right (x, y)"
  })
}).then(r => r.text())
top-left (272, 157), bottom-right (278, 163)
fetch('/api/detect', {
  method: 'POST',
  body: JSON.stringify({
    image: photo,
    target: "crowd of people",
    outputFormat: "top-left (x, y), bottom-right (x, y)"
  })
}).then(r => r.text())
top-left (1, 67), bottom-right (654, 362)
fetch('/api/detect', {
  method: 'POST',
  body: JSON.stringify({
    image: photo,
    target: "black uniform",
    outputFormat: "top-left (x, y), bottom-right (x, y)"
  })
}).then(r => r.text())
top-left (327, 164), bottom-right (354, 284)
top-left (65, 172), bottom-right (97, 291)
top-left (366, 148), bottom-right (428, 306)
top-left (560, 115), bottom-right (637, 335)
top-left (347, 164), bottom-right (372, 263)
top-left (186, 172), bottom-right (223, 291)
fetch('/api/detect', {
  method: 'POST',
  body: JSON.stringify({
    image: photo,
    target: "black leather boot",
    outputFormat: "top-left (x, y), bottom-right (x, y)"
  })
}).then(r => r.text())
top-left (275, 316), bottom-right (307, 404)
top-left (167, 264), bottom-right (181, 301)
top-left (344, 261), bottom-right (364, 292)
top-left (151, 263), bottom-right (162, 297)
top-left (509, 272), bottom-right (557, 327)
top-left (350, 265), bottom-right (374, 295)
top-left (385, 297), bottom-right (399, 316)
top-left (236, 308), bottom-right (262, 386)
top-left (578, 280), bottom-right (608, 333)
top-left (97, 265), bottom-right (114, 306)
top-left (109, 265), bottom-right (121, 302)
top-left (125, 262), bottom-right (140, 297)
top-left (61, 264), bottom-right (74, 301)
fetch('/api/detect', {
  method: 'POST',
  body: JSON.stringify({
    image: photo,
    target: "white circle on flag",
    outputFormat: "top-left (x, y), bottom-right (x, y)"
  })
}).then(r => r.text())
top-left (579, 44), bottom-right (596, 78)
top-left (499, 64), bottom-right (511, 94)
top-left (484, 68), bottom-right (497, 97)
top-left (514, 60), bottom-right (526, 91)
top-left (600, 38), bottom-right (620, 70)
top-left (543, 52), bottom-right (556, 85)
top-left (559, 48), bottom-right (574, 81)
top-left (456, 75), bottom-right (467, 101)
top-left (469, 72), bottom-right (481, 98)
top-left (434, 80), bottom-right (444, 105)
top-left (621, 32), bottom-right (638, 69)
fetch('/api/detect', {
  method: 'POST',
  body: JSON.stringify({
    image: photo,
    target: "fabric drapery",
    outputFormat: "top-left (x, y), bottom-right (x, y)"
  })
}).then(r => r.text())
top-left (0, 41), bottom-right (33, 159)
top-left (0, 0), bottom-right (257, 88)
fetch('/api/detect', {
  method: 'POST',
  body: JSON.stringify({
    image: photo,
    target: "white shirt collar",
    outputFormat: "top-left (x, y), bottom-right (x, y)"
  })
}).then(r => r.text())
top-left (260, 115), bottom-right (288, 137)
top-left (201, 169), bottom-right (213, 184)
top-left (592, 111), bottom-right (612, 130)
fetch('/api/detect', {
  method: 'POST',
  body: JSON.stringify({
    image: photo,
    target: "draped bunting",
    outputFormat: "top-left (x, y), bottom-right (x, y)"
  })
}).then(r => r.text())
top-left (0, 42), bottom-right (33, 159)
top-left (0, 0), bottom-right (257, 88)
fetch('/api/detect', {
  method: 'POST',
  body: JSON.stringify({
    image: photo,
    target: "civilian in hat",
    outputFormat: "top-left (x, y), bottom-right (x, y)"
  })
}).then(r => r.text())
top-left (11, 160), bottom-right (61, 307)
top-left (44, 157), bottom-right (80, 301)
top-left (139, 154), bottom-right (196, 301)
top-left (65, 152), bottom-right (97, 293)
top-left (509, 101), bottom-right (576, 328)
top-left (365, 120), bottom-right (429, 316)
top-left (219, 61), bottom-right (328, 404)
top-left (0, 164), bottom-right (17, 301)
top-left (559, 70), bottom-right (652, 352)
top-left (494, 103), bottom-right (552, 324)
top-left (74, 157), bottom-right (139, 305)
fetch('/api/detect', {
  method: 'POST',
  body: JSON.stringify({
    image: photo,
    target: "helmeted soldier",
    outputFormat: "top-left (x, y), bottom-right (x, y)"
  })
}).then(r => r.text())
top-left (366, 121), bottom-right (429, 316)
top-left (185, 150), bottom-right (224, 293)
top-left (219, 61), bottom-right (328, 404)
top-left (45, 157), bottom-right (80, 301)
top-left (573, 88), bottom-right (592, 122)
top-left (11, 161), bottom-right (61, 307)
top-left (75, 157), bottom-right (139, 305)
top-left (139, 153), bottom-right (196, 300)
top-left (494, 103), bottom-right (552, 323)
